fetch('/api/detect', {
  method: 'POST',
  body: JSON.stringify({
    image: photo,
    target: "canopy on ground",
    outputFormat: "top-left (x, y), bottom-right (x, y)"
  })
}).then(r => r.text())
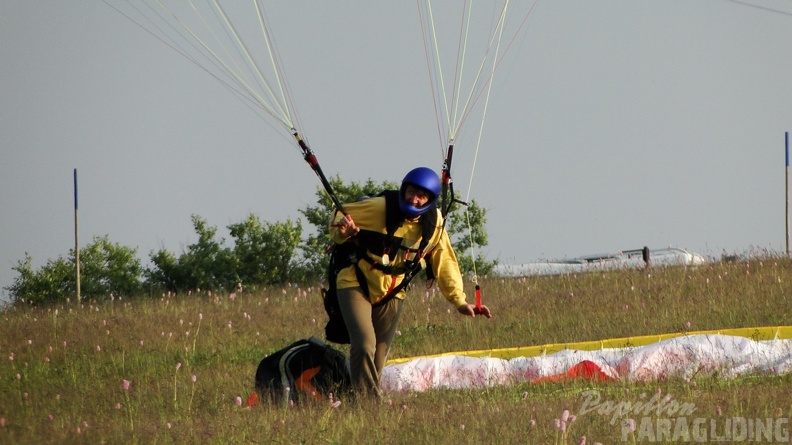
top-left (381, 326), bottom-right (791, 393)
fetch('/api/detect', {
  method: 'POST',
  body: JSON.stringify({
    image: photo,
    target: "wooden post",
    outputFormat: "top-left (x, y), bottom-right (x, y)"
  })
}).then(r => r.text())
top-left (74, 169), bottom-right (81, 301)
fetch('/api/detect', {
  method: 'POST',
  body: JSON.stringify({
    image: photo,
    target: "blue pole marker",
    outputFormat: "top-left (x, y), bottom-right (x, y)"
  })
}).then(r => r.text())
top-left (787, 132), bottom-right (789, 167)
top-left (74, 168), bottom-right (78, 209)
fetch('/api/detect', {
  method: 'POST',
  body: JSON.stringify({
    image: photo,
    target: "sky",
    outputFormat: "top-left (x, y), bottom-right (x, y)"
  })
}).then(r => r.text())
top-left (2, 1), bottom-right (792, 302)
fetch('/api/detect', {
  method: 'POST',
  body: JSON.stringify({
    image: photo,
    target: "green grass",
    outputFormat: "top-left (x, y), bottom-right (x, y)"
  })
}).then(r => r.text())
top-left (1, 257), bottom-right (790, 443)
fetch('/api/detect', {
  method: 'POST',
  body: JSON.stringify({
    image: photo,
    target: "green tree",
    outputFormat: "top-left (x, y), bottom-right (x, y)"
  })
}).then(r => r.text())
top-left (229, 214), bottom-right (302, 286)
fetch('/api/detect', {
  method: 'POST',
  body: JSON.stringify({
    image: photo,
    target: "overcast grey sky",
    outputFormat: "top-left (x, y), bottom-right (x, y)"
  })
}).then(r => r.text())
top-left (2, 1), bottom-right (792, 302)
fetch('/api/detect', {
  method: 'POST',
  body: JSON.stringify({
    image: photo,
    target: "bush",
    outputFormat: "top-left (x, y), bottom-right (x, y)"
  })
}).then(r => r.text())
top-left (6, 254), bottom-right (72, 305)
top-left (146, 215), bottom-right (237, 293)
top-left (229, 215), bottom-right (303, 286)
top-left (5, 235), bottom-right (142, 304)
top-left (6, 182), bottom-right (493, 303)
top-left (145, 214), bottom-right (303, 293)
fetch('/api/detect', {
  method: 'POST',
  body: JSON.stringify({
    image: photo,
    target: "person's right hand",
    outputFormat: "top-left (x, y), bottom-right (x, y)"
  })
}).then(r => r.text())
top-left (335, 214), bottom-right (359, 238)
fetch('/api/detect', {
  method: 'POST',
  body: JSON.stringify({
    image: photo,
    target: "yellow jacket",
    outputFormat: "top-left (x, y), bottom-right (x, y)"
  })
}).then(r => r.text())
top-left (328, 195), bottom-right (468, 308)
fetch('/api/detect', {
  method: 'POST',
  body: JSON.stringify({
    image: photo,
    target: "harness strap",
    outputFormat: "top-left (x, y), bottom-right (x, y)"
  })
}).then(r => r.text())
top-left (336, 190), bottom-right (439, 307)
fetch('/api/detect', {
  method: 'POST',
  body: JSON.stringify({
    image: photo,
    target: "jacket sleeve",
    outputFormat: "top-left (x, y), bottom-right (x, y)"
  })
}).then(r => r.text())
top-left (430, 222), bottom-right (468, 309)
top-left (327, 199), bottom-right (387, 244)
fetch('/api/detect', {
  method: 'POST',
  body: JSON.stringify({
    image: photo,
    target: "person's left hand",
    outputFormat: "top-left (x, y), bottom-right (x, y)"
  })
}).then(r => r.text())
top-left (457, 303), bottom-right (492, 318)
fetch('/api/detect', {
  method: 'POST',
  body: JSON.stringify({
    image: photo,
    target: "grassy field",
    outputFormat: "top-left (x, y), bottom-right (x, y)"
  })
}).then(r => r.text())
top-left (1, 256), bottom-right (790, 444)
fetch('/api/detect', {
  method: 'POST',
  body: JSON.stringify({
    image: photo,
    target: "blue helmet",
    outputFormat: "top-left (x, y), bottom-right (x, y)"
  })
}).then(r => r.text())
top-left (399, 167), bottom-right (441, 218)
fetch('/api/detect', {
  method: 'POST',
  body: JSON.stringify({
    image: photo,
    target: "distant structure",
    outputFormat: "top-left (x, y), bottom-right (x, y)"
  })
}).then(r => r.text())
top-left (493, 247), bottom-right (706, 277)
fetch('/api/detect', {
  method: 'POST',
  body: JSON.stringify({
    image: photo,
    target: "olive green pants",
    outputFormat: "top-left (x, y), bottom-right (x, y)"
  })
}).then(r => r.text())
top-left (337, 286), bottom-right (403, 398)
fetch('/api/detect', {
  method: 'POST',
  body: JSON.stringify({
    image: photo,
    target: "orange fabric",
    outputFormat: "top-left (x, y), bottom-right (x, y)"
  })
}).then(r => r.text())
top-left (531, 360), bottom-right (616, 384)
top-left (295, 366), bottom-right (323, 401)
top-left (244, 366), bottom-right (324, 406)
top-left (244, 392), bottom-right (260, 407)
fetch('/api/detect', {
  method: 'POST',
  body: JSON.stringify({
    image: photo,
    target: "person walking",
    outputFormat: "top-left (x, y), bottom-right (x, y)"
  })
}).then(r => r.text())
top-left (329, 166), bottom-right (492, 397)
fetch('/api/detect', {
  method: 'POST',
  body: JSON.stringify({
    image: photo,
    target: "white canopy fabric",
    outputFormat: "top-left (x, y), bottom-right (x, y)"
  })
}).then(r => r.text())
top-left (381, 334), bottom-right (792, 393)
